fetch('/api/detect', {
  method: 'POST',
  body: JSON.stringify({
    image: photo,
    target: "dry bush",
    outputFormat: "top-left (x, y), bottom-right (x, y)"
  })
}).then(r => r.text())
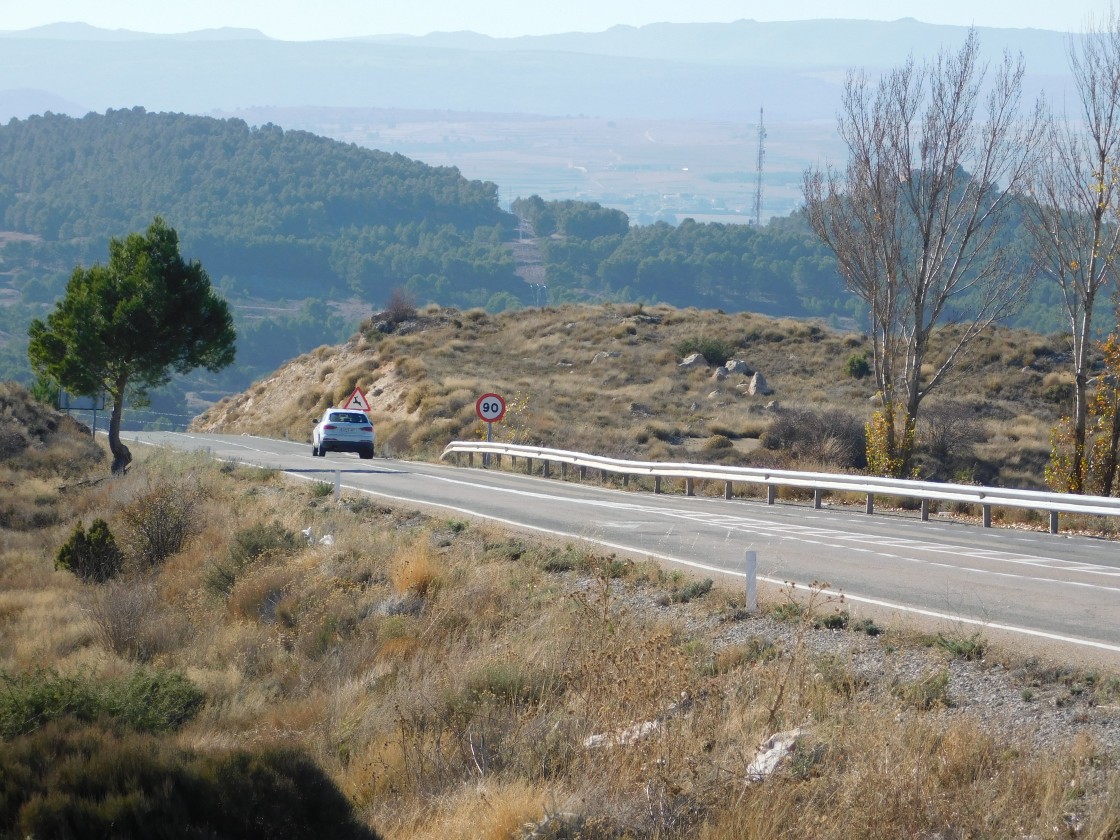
top-left (228, 565), bottom-right (300, 624)
top-left (917, 401), bottom-right (985, 460)
top-left (390, 542), bottom-right (440, 597)
top-left (205, 520), bottom-right (303, 598)
top-left (0, 474), bottom-right (65, 531)
top-left (398, 780), bottom-right (544, 840)
top-left (384, 287), bottom-right (418, 325)
top-left (760, 407), bottom-right (866, 469)
top-left (90, 578), bottom-right (189, 662)
top-left (118, 477), bottom-right (204, 568)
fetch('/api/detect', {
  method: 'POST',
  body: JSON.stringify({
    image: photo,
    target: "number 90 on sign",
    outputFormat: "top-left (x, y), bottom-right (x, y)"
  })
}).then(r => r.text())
top-left (476, 393), bottom-right (506, 422)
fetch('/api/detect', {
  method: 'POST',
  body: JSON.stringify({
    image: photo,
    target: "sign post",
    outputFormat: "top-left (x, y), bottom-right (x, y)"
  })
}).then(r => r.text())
top-left (475, 393), bottom-right (506, 467)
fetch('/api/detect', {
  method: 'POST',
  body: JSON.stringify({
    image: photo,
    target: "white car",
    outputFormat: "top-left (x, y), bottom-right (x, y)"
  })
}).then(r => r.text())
top-left (311, 409), bottom-right (375, 459)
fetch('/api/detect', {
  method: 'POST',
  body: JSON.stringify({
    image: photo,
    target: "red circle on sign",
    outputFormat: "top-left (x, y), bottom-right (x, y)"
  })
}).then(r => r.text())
top-left (476, 393), bottom-right (506, 422)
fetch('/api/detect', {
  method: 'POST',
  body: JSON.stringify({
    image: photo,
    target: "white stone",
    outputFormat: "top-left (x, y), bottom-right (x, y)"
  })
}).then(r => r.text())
top-left (679, 353), bottom-right (709, 368)
top-left (749, 372), bottom-right (773, 396)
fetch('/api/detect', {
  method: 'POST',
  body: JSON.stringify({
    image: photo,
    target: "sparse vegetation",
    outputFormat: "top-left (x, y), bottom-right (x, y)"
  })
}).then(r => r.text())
top-left (5, 338), bottom-right (1120, 838)
top-left (191, 304), bottom-right (1067, 490)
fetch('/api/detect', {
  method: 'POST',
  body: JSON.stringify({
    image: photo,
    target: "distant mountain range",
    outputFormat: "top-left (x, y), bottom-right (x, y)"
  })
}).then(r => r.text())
top-left (0, 19), bottom-right (1075, 123)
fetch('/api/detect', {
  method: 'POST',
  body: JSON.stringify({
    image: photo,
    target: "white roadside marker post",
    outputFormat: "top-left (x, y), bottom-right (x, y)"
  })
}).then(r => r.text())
top-left (745, 550), bottom-right (758, 613)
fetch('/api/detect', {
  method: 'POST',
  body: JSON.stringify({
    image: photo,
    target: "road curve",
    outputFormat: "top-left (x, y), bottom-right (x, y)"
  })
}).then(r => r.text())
top-left (126, 431), bottom-right (1120, 661)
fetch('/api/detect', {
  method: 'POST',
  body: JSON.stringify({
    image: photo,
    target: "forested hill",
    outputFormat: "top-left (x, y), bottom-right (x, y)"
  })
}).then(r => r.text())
top-left (0, 108), bottom-right (523, 305)
top-left (0, 108), bottom-right (1068, 431)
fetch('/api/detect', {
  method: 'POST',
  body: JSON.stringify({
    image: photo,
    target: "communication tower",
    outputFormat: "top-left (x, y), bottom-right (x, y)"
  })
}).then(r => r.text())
top-left (754, 107), bottom-right (766, 227)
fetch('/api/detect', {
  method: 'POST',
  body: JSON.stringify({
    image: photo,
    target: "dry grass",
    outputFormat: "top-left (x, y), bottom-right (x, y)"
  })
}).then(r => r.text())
top-left (192, 304), bottom-right (1069, 488)
top-left (7, 356), bottom-right (1120, 837)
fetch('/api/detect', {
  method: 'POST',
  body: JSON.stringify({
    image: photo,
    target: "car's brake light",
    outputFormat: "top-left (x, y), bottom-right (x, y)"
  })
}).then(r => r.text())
top-left (360, 426), bottom-right (372, 431)
top-left (323, 424), bottom-right (337, 430)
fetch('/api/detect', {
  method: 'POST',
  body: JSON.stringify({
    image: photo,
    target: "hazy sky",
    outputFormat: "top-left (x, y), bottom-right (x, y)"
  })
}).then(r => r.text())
top-left (1, 0), bottom-right (1112, 40)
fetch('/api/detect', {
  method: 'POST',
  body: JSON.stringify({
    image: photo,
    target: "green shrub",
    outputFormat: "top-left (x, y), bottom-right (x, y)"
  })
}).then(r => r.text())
top-left (660, 577), bottom-right (714, 605)
top-left (55, 518), bottom-right (123, 582)
top-left (675, 337), bottom-right (735, 366)
top-left (851, 617), bottom-right (883, 636)
top-left (231, 521), bottom-right (302, 565)
top-left (466, 661), bottom-right (550, 705)
top-left (844, 352), bottom-right (872, 379)
top-left (539, 544), bottom-right (586, 572)
top-left (892, 669), bottom-right (952, 710)
top-left (101, 670), bottom-right (206, 733)
top-left (0, 719), bottom-right (381, 839)
top-left (935, 632), bottom-right (986, 661)
top-left (0, 668), bottom-right (101, 739)
top-left (814, 610), bottom-right (849, 630)
top-left (770, 602), bottom-right (803, 622)
top-left (0, 667), bottom-right (203, 739)
top-left (206, 521), bottom-right (303, 597)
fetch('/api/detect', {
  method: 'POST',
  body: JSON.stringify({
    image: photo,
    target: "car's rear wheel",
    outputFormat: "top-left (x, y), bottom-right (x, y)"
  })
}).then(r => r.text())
top-left (312, 443), bottom-right (322, 457)
top-left (359, 445), bottom-right (374, 460)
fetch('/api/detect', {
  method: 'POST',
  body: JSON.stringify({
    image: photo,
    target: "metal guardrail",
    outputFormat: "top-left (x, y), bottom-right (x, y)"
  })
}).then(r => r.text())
top-left (440, 441), bottom-right (1120, 535)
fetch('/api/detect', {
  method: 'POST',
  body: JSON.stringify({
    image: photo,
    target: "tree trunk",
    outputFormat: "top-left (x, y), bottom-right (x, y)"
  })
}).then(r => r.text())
top-left (1102, 392), bottom-right (1120, 497)
top-left (108, 375), bottom-right (131, 474)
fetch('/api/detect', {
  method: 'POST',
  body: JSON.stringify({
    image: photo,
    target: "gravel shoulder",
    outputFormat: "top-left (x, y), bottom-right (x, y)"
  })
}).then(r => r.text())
top-left (606, 575), bottom-right (1120, 756)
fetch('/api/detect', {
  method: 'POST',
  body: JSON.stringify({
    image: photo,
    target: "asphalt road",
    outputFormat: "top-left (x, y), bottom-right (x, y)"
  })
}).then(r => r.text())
top-left (126, 431), bottom-right (1120, 661)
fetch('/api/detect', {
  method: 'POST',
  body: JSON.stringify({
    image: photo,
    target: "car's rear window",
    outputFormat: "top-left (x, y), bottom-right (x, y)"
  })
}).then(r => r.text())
top-left (329, 412), bottom-right (368, 423)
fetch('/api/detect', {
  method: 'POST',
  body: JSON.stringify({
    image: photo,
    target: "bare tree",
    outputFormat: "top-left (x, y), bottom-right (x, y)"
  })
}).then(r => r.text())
top-left (1024, 7), bottom-right (1120, 493)
top-left (803, 30), bottom-right (1042, 475)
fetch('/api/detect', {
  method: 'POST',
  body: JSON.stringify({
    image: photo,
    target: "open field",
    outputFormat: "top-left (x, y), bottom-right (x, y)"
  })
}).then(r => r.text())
top-left (216, 106), bottom-right (845, 224)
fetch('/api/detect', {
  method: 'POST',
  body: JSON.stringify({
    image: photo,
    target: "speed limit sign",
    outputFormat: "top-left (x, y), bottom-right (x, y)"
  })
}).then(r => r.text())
top-left (476, 393), bottom-right (506, 422)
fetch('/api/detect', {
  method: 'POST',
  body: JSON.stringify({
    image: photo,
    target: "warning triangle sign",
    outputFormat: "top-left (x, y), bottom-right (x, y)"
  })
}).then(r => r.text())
top-left (342, 387), bottom-right (371, 411)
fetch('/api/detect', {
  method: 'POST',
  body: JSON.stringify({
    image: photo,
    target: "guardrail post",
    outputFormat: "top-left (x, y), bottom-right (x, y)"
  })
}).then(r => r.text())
top-left (468, 452), bottom-right (474, 467)
top-left (543, 460), bottom-right (550, 478)
top-left (686, 477), bottom-right (694, 496)
top-left (865, 493), bottom-right (874, 515)
top-left (561, 462), bottom-right (567, 478)
top-left (725, 480), bottom-right (733, 500)
top-left (526, 457), bottom-right (533, 475)
top-left (623, 474), bottom-right (630, 488)
top-left (496, 454), bottom-right (502, 468)
top-left (578, 465), bottom-right (586, 481)
top-left (655, 476), bottom-right (662, 494)
top-left (767, 485), bottom-right (776, 505)
top-left (1050, 510), bottom-right (1059, 535)
top-left (921, 498), bottom-right (930, 521)
top-left (745, 550), bottom-right (758, 613)
top-left (982, 504), bottom-right (992, 528)
top-left (813, 488), bottom-right (822, 509)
